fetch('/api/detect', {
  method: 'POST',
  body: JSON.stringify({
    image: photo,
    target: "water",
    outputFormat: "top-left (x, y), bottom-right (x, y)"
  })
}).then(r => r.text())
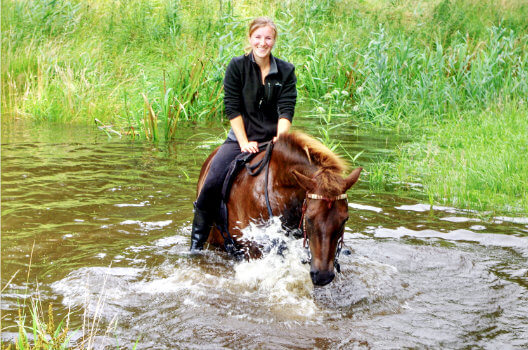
top-left (2, 120), bottom-right (528, 348)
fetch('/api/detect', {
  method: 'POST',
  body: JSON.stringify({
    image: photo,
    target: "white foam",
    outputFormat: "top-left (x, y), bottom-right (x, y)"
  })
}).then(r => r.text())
top-left (396, 205), bottom-right (528, 227)
top-left (395, 204), bottom-right (461, 213)
top-left (374, 227), bottom-right (528, 250)
top-left (114, 201), bottom-right (150, 207)
top-left (440, 216), bottom-right (481, 223)
top-left (136, 267), bottom-right (226, 297)
top-left (51, 267), bottom-right (143, 307)
top-left (494, 216), bottom-right (528, 225)
top-left (349, 202), bottom-right (383, 213)
top-left (233, 218), bottom-right (318, 320)
top-left (154, 235), bottom-right (188, 247)
top-left (120, 220), bottom-right (172, 230)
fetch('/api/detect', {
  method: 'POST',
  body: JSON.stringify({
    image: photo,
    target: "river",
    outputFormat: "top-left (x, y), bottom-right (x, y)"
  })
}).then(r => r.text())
top-left (1, 119), bottom-right (527, 349)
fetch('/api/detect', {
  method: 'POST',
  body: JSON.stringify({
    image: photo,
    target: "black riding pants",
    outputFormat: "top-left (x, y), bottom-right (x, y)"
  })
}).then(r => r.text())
top-left (195, 140), bottom-right (241, 215)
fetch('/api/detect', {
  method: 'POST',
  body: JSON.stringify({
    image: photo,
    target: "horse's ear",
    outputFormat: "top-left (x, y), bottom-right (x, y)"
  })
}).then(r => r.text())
top-left (344, 167), bottom-right (362, 191)
top-left (291, 169), bottom-right (316, 192)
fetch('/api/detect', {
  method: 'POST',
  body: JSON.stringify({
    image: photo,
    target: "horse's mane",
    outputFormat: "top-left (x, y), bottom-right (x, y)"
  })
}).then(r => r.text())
top-left (276, 131), bottom-right (347, 172)
top-left (274, 132), bottom-right (348, 194)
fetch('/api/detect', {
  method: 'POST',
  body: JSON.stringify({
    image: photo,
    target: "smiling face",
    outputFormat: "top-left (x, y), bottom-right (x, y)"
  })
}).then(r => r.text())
top-left (249, 25), bottom-right (276, 60)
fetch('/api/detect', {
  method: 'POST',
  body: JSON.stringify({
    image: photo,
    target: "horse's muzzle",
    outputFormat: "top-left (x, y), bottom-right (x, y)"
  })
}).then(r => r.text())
top-left (310, 269), bottom-right (335, 286)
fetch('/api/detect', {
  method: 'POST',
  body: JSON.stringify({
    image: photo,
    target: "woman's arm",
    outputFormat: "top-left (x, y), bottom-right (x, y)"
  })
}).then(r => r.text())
top-left (224, 57), bottom-right (258, 153)
top-left (273, 65), bottom-right (296, 143)
top-left (273, 118), bottom-right (291, 143)
top-left (276, 67), bottom-right (297, 122)
top-left (224, 58), bottom-right (243, 120)
top-left (230, 116), bottom-right (259, 153)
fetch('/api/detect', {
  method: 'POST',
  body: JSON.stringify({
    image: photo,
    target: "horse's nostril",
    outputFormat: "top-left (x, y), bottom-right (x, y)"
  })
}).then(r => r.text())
top-left (310, 270), bottom-right (335, 286)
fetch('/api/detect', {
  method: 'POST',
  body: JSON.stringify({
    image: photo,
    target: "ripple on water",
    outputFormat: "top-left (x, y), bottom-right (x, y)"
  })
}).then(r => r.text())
top-left (50, 218), bottom-right (412, 328)
top-left (45, 211), bottom-right (528, 349)
top-left (4, 124), bottom-right (528, 348)
top-left (373, 226), bottom-right (528, 255)
top-left (119, 219), bottom-right (173, 230)
top-left (313, 256), bottom-right (404, 312)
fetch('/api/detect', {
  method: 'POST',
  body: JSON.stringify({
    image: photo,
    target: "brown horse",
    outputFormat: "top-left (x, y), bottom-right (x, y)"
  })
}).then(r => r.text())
top-left (196, 131), bottom-right (362, 286)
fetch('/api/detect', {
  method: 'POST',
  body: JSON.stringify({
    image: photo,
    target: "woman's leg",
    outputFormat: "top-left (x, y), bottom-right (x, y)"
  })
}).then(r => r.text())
top-left (190, 141), bottom-right (241, 251)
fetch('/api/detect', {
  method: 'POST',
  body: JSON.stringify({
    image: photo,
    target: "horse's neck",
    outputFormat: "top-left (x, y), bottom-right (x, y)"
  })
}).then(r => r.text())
top-left (274, 184), bottom-right (305, 230)
top-left (271, 160), bottom-right (312, 218)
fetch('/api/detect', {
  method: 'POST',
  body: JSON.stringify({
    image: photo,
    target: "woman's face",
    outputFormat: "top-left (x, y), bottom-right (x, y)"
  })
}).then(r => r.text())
top-left (249, 25), bottom-right (275, 60)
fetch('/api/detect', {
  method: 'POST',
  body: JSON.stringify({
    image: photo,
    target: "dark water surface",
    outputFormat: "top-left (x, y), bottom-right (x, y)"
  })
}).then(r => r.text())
top-left (2, 120), bottom-right (528, 349)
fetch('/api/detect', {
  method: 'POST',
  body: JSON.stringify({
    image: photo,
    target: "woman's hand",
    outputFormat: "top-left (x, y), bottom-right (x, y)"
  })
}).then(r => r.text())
top-left (241, 141), bottom-right (259, 153)
top-left (229, 116), bottom-right (258, 153)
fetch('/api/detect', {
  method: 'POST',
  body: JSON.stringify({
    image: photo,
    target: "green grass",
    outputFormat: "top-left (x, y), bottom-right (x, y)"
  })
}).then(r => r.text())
top-left (395, 101), bottom-right (528, 213)
top-left (6, 302), bottom-right (74, 350)
top-left (2, 269), bottom-right (137, 349)
top-left (3, 0), bottom-right (527, 128)
top-left (2, 0), bottom-right (528, 212)
top-left (0, 242), bottom-right (135, 349)
top-left (2, 301), bottom-right (139, 349)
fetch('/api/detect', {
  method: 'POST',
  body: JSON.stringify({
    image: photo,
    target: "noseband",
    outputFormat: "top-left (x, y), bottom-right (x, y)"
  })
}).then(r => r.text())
top-left (299, 192), bottom-right (348, 273)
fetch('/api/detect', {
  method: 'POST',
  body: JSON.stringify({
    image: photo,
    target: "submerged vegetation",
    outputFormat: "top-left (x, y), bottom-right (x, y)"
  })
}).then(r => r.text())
top-left (5, 301), bottom-right (74, 349)
top-left (2, 0), bottom-right (528, 212)
top-left (1, 254), bottom-right (137, 350)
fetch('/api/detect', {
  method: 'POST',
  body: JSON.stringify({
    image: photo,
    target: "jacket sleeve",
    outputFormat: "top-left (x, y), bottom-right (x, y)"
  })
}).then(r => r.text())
top-left (223, 58), bottom-right (243, 120)
top-left (277, 66), bottom-right (297, 122)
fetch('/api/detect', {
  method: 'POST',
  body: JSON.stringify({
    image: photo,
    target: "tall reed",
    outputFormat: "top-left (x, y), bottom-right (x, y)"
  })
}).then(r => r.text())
top-left (3, 0), bottom-right (527, 132)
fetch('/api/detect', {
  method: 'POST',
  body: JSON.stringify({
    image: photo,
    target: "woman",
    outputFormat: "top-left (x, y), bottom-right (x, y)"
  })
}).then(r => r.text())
top-left (190, 17), bottom-right (297, 252)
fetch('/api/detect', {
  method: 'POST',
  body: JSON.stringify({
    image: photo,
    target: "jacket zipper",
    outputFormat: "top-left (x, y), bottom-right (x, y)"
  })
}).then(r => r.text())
top-left (257, 63), bottom-right (264, 110)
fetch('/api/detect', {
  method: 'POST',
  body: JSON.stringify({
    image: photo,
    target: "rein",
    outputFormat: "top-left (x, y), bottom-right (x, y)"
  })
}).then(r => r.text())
top-left (245, 141), bottom-right (274, 219)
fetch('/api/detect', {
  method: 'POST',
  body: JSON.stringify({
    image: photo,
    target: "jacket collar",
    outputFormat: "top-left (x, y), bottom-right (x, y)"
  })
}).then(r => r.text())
top-left (249, 51), bottom-right (278, 75)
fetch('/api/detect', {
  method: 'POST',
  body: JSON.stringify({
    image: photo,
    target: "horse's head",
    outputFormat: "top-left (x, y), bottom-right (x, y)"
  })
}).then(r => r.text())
top-left (291, 167), bottom-right (362, 286)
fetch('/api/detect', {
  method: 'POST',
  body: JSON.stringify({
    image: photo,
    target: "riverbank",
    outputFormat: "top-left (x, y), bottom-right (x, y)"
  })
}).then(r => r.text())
top-left (2, 0), bottom-right (527, 213)
top-left (394, 101), bottom-right (528, 213)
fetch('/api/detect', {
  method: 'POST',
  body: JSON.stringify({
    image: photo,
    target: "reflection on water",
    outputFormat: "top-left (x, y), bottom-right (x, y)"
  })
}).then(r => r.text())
top-left (2, 121), bottom-right (528, 348)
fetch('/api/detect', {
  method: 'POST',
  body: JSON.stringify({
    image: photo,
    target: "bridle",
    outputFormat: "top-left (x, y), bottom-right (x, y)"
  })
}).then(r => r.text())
top-left (299, 192), bottom-right (348, 273)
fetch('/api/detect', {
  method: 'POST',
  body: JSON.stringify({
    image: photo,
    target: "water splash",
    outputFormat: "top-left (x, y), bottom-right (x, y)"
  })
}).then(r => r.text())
top-left (233, 218), bottom-right (317, 321)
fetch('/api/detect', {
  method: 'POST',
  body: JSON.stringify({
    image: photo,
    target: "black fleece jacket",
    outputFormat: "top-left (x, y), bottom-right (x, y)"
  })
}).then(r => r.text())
top-left (224, 52), bottom-right (297, 143)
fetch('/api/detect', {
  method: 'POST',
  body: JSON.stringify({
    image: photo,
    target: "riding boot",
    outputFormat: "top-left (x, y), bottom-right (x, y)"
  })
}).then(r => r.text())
top-left (189, 203), bottom-right (212, 253)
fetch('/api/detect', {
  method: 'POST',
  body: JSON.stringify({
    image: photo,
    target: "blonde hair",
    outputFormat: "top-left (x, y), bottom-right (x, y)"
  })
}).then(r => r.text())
top-left (245, 17), bottom-right (278, 53)
top-left (248, 17), bottom-right (277, 38)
